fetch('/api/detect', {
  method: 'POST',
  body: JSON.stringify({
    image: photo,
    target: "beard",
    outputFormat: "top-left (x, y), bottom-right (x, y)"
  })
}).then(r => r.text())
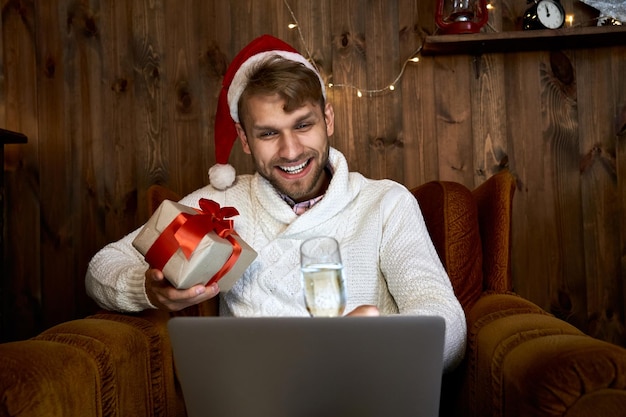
top-left (253, 142), bottom-right (330, 202)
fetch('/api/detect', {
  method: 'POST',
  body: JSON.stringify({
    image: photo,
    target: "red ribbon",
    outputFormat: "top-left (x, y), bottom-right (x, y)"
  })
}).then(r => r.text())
top-left (145, 198), bottom-right (243, 286)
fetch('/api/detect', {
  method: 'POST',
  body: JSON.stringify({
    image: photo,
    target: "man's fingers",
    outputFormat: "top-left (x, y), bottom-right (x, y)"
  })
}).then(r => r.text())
top-left (187, 282), bottom-right (220, 301)
top-left (146, 268), bottom-right (165, 282)
top-left (206, 282), bottom-right (220, 297)
top-left (346, 305), bottom-right (380, 317)
top-left (145, 269), bottom-right (221, 312)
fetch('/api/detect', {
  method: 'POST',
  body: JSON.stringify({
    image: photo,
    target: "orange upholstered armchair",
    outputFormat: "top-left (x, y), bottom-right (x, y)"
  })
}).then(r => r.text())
top-left (412, 169), bottom-right (626, 417)
top-left (1, 170), bottom-right (625, 417)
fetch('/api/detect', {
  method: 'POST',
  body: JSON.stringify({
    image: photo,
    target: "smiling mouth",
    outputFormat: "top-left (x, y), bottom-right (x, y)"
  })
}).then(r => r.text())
top-left (279, 159), bottom-right (309, 174)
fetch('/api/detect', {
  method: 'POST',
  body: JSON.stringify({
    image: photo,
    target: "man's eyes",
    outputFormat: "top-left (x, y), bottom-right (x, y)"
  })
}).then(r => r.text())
top-left (257, 123), bottom-right (313, 138)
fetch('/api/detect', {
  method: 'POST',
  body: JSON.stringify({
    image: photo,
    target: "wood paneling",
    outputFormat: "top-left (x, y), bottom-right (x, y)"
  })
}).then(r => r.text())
top-left (3, 0), bottom-right (42, 340)
top-left (577, 45), bottom-right (625, 343)
top-left (1, 0), bottom-right (625, 346)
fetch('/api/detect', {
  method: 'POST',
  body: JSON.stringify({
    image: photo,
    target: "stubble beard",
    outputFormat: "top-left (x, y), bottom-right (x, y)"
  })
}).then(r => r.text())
top-left (254, 143), bottom-right (330, 202)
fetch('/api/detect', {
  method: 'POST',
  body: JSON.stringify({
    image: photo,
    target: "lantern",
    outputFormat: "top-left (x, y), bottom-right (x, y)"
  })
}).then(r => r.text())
top-left (435, 0), bottom-right (489, 34)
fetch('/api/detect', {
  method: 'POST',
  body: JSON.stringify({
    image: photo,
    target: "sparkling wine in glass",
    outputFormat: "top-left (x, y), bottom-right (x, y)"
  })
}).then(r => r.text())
top-left (300, 237), bottom-right (346, 317)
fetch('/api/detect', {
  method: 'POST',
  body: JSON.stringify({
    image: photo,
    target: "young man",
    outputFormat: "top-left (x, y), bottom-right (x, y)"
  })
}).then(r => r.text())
top-left (86, 35), bottom-right (467, 372)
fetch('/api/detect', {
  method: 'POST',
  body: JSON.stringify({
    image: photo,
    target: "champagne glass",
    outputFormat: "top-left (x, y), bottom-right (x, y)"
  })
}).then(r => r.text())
top-left (300, 237), bottom-right (346, 317)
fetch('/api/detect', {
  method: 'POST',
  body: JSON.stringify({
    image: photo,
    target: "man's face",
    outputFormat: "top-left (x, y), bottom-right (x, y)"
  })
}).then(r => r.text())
top-left (235, 93), bottom-right (335, 203)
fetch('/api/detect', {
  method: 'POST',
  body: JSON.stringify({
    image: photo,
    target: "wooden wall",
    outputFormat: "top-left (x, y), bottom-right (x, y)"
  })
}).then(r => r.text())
top-left (2, 0), bottom-right (625, 346)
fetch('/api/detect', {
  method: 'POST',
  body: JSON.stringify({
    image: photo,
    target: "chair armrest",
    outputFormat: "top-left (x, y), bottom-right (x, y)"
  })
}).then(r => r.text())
top-left (465, 293), bottom-right (626, 417)
top-left (0, 339), bottom-right (103, 417)
top-left (0, 309), bottom-right (184, 417)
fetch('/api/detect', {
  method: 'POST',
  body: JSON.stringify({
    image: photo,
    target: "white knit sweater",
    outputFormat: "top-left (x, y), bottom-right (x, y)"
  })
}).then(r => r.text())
top-left (86, 148), bottom-right (466, 371)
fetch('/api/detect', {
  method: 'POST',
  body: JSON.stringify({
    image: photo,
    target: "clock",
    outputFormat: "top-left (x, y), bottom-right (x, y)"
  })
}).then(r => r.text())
top-left (523, 0), bottom-right (566, 30)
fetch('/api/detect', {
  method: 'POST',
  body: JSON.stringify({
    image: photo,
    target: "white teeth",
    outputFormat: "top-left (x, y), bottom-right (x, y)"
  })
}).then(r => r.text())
top-left (280, 160), bottom-right (308, 174)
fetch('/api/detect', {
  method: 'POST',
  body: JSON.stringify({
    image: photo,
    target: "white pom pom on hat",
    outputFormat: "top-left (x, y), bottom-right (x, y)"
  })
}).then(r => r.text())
top-left (209, 34), bottom-right (326, 190)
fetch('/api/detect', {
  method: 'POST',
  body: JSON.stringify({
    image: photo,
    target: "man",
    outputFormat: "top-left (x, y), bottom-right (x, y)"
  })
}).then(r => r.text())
top-left (86, 35), bottom-right (466, 372)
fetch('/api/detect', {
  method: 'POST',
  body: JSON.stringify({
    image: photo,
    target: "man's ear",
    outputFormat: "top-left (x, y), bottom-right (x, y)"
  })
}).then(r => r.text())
top-left (235, 123), bottom-right (252, 155)
top-left (324, 103), bottom-right (335, 137)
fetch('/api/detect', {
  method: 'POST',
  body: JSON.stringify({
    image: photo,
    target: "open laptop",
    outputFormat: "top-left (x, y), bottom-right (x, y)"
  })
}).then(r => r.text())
top-left (168, 316), bottom-right (445, 417)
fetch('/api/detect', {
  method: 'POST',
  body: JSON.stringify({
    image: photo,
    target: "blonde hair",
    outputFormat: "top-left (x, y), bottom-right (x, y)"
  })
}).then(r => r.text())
top-left (238, 56), bottom-right (325, 128)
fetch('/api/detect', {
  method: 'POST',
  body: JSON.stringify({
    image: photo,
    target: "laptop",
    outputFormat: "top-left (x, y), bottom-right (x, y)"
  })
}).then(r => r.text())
top-left (168, 316), bottom-right (445, 417)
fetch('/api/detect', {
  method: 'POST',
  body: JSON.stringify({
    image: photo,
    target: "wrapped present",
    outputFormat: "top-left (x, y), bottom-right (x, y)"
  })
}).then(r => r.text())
top-left (132, 198), bottom-right (257, 291)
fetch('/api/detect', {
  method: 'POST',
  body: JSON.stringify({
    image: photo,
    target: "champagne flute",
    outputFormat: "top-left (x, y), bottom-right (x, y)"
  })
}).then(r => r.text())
top-left (300, 237), bottom-right (346, 317)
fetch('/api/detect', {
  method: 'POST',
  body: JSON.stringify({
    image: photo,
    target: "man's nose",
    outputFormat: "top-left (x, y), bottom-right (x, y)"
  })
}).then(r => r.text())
top-left (278, 130), bottom-right (303, 159)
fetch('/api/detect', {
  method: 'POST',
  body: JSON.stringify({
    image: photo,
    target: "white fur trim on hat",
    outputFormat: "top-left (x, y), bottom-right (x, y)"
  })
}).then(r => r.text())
top-left (226, 50), bottom-right (326, 123)
top-left (208, 163), bottom-right (236, 190)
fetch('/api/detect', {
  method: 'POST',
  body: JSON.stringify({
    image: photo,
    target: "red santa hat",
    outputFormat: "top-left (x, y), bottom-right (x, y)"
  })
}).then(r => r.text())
top-left (209, 34), bottom-right (326, 190)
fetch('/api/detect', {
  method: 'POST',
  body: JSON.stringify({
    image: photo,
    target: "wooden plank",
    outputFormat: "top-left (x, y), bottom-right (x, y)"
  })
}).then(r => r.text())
top-left (470, 53), bottom-right (509, 186)
top-left (537, 50), bottom-right (586, 331)
top-left (64, 0), bottom-right (117, 318)
top-left (398, 0), bottom-right (437, 188)
top-left (196, 1), bottom-right (232, 194)
top-left (506, 51), bottom-right (556, 312)
top-left (1, 10), bottom-right (7, 339)
top-left (402, 57), bottom-right (439, 188)
top-left (433, 54), bottom-right (474, 185)
top-left (1, 0), bottom-right (41, 341)
top-left (364, 0), bottom-right (402, 182)
top-left (98, 1), bottom-right (141, 233)
top-left (281, 0), bottom-right (333, 81)
top-left (471, 0), bottom-right (508, 186)
top-left (35, 0), bottom-right (77, 330)
top-left (163, 2), bottom-right (209, 197)
top-left (131, 0), bottom-right (168, 193)
top-left (578, 46), bottom-right (625, 344)
top-left (616, 46), bottom-right (626, 345)
top-left (329, 0), bottom-right (369, 172)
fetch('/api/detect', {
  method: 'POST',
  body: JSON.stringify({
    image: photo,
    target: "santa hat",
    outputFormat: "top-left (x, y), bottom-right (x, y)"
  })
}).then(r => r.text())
top-left (209, 34), bottom-right (326, 190)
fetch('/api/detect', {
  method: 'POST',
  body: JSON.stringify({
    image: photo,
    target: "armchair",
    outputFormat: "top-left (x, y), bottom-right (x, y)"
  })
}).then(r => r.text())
top-left (1, 170), bottom-right (625, 417)
top-left (413, 170), bottom-right (626, 416)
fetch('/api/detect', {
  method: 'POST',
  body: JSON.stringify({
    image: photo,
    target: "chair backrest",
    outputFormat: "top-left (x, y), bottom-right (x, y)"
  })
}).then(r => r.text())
top-left (411, 169), bottom-right (515, 313)
top-left (411, 181), bottom-right (484, 312)
top-left (471, 169), bottom-right (515, 292)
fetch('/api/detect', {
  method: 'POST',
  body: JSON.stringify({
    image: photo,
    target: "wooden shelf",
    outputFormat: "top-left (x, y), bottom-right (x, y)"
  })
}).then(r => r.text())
top-left (422, 26), bottom-right (626, 55)
top-left (0, 128), bottom-right (27, 145)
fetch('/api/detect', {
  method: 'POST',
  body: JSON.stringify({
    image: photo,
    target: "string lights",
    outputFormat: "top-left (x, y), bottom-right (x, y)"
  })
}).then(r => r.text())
top-left (282, 0), bottom-right (423, 98)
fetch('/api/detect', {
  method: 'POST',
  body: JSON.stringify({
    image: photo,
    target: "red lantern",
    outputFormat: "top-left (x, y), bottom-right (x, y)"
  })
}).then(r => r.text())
top-left (435, 0), bottom-right (489, 34)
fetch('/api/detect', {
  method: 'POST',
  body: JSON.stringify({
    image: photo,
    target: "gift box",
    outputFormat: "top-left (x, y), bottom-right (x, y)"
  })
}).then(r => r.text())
top-left (132, 198), bottom-right (257, 291)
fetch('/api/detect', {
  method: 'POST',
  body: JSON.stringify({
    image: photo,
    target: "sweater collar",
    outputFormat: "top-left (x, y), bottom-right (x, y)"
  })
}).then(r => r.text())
top-left (279, 163), bottom-right (334, 214)
top-left (252, 147), bottom-right (360, 236)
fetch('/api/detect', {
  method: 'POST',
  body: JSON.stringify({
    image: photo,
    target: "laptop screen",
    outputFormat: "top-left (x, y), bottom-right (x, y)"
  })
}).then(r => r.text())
top-left (169, 316), bottom-right (445, 417)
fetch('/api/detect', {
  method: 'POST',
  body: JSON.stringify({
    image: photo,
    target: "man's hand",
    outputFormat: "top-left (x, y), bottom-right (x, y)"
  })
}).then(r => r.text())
top-left (345, 305), bottom-right (380, 317)
top-left (145, 269), bottom-right (220, 312)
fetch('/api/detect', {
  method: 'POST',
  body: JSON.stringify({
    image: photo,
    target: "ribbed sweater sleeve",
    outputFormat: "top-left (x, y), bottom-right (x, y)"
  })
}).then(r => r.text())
top-left (85, 228), bottom-right (155, 312)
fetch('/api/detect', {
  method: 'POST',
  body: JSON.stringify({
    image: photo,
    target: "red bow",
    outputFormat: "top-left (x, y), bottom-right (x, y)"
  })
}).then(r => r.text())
top-left (145, 199), bottom-right (243, 286)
